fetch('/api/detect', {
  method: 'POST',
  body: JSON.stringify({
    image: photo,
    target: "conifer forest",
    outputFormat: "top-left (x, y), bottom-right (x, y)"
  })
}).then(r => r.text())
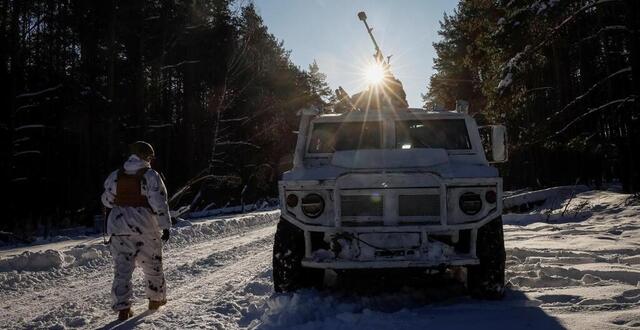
top-left (426, 0), bottom-right (639, 194)
top-left (1, 0), bottom-right (639, 236)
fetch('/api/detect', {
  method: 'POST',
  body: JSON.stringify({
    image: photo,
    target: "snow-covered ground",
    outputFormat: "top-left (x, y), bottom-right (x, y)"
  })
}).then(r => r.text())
top-left (0, 188), bottom-right (639, 329)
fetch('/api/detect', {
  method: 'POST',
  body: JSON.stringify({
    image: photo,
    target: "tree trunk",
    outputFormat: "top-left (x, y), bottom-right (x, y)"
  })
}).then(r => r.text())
top-left (624, 0), bottom-right (640, 192)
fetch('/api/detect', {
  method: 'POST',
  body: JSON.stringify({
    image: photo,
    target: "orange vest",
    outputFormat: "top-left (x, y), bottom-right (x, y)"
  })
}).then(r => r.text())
top-left (114, 168), bottom-right (151, 208)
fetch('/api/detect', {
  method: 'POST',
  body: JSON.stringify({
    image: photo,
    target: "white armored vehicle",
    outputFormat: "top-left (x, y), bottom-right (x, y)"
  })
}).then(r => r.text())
top-left (273, 106), bottom-right (508, 298)
top-left (272, 12), bottom-right (509, 299)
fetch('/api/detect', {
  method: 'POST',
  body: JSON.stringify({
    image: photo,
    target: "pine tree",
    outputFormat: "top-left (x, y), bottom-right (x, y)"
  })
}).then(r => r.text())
top-left (0, 0), bottom-right (325, 234)
top-left (426, 0), bottom-right (638, 192)
top-left (307, 60), bottom-right (334, 108)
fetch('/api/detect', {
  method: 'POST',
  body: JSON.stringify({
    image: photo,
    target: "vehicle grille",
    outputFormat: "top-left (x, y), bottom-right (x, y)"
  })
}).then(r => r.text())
top-left (341, 194), bottom-right (383, 216)
top-left (339, 191), bottom-right (441, 226)
top-left (398, 194), bottom-right (440, 216)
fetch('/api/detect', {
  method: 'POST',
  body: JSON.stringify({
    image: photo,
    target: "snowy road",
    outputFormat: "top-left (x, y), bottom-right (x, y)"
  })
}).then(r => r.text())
top-left (2, 226), bottom-right (274, 329)
top-left (1, 189), bottom-right (639, 329)
top-left (0, 211), bottom-right (279, 329)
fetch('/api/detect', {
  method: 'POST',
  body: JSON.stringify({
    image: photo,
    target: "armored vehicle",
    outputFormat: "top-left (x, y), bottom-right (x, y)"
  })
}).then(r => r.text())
top-left (272, 12), bottom-right (508, 299)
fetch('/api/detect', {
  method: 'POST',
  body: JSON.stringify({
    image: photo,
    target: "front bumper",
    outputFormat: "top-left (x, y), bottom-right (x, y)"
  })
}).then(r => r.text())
top-left (302, 257), bottom-right (479, 269)
top-left (280, 174), bottom-right (502, 270)
top-left (283, 215), bottom-right (500, 270)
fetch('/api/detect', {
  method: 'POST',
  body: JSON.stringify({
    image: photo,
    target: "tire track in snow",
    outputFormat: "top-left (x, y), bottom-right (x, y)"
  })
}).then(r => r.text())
top-left (1, 223), bottom-right (276, 329)
top-left (133, 248), bottom-right (273, 329)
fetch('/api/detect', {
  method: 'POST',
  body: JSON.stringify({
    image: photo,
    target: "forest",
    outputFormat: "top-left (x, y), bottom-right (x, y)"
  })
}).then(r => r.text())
top-left (1, 0), bottom-right (639, 237)
top-left (425, 0), bottom-right (639, 193)
top-left (0, 0), bottom-right (333, 236)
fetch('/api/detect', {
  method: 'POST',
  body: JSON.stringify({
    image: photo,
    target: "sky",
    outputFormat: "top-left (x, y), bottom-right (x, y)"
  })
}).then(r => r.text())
top-left (251, 0), bottom-right (460, 108)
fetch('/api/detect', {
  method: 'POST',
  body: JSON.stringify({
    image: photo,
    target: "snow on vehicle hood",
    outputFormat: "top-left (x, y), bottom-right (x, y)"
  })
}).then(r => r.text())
top-left (331, 149), bottom-right (449, 169)
top-left (283, 159), bottom-right (498, 181)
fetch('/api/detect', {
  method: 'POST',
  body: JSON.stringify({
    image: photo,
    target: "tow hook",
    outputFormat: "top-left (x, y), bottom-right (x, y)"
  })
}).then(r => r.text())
top-left (330, 233), bottom-right (348, 256)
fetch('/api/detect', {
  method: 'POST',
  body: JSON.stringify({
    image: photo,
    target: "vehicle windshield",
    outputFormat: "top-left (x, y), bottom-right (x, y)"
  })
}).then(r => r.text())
top-left (307, 121), bottom-right (382, 154)
top-left (396, 119), bottom-right (471, 150)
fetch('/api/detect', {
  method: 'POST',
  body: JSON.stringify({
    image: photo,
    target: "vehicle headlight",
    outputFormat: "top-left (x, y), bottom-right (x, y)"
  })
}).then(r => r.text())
top-left (459, 192), bottom-right (482, 215)
top-left (301, 193), bottom-right (324, 218)
top-left (286, 193), bottom-right (299, 208)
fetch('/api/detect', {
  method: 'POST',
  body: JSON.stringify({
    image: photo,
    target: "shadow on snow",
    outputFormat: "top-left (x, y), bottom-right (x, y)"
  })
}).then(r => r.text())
top-left (255, 271), bottom-right (566, 330)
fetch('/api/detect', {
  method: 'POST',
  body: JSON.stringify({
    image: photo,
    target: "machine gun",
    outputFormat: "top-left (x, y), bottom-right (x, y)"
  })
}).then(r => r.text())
top-left (333, 11), bottom-right (409, 112)
top-left (358, 11), bottom-right (392, 71)
top-left (356, 11), bottom-right (408, 110)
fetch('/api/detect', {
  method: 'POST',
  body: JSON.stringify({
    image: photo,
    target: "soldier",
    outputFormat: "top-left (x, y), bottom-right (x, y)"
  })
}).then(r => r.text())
top-left (101, 141), bottom-right (172, 320)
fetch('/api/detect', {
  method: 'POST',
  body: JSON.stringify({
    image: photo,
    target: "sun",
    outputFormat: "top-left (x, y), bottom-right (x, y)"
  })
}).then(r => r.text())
top-left (364, 62), bottom-right (385, 85)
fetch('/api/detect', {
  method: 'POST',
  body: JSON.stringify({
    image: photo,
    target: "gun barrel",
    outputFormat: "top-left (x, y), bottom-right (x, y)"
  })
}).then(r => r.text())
top-left (357, 11), bottom-right (383, 62)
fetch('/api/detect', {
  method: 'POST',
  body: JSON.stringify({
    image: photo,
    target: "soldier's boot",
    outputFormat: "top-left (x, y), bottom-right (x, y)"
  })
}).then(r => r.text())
top-left (118, 308), bottom-right (134, 321)
top-left (148, 299), bottom-right (167, 310)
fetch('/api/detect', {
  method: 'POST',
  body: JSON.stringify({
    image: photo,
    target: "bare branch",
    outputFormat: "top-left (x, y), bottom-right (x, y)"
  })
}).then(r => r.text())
top-left (547, 67), bottom-right (631, 121)
top-left (216, 141), bottom-right (260, 148)
top-left (219, 116), bottom-right (248, 123)
top-left (552, 96), bottom-right (637, 137)
top-left (579, 25), bottom-right (629, 44)
top-left (161, 60), bottom-right (201, 71)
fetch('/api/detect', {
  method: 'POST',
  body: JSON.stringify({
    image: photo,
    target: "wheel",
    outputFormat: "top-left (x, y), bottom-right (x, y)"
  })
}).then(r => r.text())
top-left (272, 218), bottom-right (324, 293)
top-left (467, 217), bottom-right (506, 299)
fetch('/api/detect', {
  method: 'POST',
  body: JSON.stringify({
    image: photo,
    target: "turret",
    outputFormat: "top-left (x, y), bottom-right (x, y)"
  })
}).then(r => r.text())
top-left (355, 11), bottom-right (408, 111)
top-left (333, 11), bottom-right (409, 113)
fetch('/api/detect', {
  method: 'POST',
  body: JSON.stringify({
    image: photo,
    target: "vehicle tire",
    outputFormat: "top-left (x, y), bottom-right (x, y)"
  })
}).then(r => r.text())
top-left (272, 218), bottom-right (324, 293)
top-left (467, 217), bottom-right (506, 300)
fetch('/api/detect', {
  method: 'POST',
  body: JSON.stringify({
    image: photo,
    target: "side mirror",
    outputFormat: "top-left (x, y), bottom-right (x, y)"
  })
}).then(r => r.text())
top-left (479, 125), bottom-right (508, 163)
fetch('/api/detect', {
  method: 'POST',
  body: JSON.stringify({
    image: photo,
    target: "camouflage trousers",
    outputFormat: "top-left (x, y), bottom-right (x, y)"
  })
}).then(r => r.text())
top-left (110, 233), bottom-right (166, 311)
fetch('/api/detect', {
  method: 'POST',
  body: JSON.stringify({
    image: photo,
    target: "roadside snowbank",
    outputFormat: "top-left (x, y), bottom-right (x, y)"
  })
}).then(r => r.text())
top-left (188, 200), bottom-right (278, 219)
top-left (503, 185), bottom-right (590, 212)
top-left (0, 210), bottom-right (280, 292)
top-left (0, 249), bottom-right (67, 272)
top-left (168, 210), bottom-right (279, 247)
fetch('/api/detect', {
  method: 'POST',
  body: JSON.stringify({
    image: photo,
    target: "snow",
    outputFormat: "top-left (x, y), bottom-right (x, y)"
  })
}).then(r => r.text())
top-left (497, 46), bottom-right (532, 91)
top-left (554, 96), bottom-right (637, 136)
top-left (13, 124), bottom-right (45, 131)
top-left (503, 185), bottom-right (590, 211)
top-left (1, 189), bottom-right (639, 329)
top-left (14, 104), bottom-right (37, 113)
top-left (530, 0), bottom-right (559, 15)
top-left (188, 200), bottom-right (276, 219)
top-left (160, 60), bottom-right (201, 71)
top-left (0, 211), bottom-right (279, 293)
top-left (12, 137), bottom-right (31, 144)
top-left (0, 249), bottom-right (66, 272)
top-left (284, 162), bottom-right (498, 181)
top-left (12, 150), bottom-right (42, 157)
top-left (146, 123), bottom-right (173, 128)
top-left (497, 72), bottom-right (513, 89)
top-left (15, 84), bottom-right (62, 98)
top-left (257, 290), bottom-right (561, 329)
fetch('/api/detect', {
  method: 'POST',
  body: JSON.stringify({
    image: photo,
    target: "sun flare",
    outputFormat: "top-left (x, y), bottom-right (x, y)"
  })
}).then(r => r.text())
top-left (364, 63), bottom-right (385, 85)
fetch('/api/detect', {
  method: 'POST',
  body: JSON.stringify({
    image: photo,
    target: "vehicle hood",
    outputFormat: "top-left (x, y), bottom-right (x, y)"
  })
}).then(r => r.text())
top-left (331, 149), bottom-right (449, 169)
top-left (283, 149), bottom-right (498, 181)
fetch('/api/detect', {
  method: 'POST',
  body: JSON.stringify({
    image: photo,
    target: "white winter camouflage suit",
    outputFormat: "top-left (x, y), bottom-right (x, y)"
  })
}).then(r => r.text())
top-left (101, 155), bottom-right (171, 311)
